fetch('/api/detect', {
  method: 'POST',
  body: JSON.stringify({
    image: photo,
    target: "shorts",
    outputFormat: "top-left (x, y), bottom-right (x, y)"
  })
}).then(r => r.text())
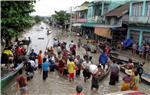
top-left (83, 69), bottom-right (91, 78)
top-left (57, 52), bottom-right (61, 55)
top-left (69, 73), bottom-right (74, 78)
top-left (38, 64), bottom-right (42, 69)
top-left (91, 84), bottom-right (99, 89)
top-left (20, 86), bottom-right (28, 95)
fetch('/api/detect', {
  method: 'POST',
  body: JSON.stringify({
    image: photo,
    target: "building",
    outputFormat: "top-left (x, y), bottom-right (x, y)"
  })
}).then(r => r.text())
top-left (72, 1), bottom-right (89, 33)
top-left (72, 0), bottom-right (129, 44)
top-left (104, 3), bottom-right (129, 45)
top-left (81, 0), bottom-right (110, 40)
top-left (127, 0), bottom-right (150, 46)
top-left (81, 0), bottom-right (129, 44)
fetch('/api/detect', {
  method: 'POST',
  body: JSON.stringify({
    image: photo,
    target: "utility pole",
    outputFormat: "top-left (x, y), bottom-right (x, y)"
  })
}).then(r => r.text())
top-left (69, 7), bottom-right (72, 35)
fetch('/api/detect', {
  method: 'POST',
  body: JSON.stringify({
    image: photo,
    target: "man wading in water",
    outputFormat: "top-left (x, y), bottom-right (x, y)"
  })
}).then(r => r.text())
top-left (16, 70), bottom-right (28, 95)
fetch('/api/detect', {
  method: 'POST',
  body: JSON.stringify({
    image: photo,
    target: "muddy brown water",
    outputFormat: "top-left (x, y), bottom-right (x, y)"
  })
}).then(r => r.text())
top-left (2, 22), bottom-right (150, 95)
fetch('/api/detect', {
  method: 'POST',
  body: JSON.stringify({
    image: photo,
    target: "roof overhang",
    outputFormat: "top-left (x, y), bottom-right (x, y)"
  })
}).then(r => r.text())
top-left (72, 23), bottom-right (82, 27)
top-left (95, 24), bottom-right (121, 28)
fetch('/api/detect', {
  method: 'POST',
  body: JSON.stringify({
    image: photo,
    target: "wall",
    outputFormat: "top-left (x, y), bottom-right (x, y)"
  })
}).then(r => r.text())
top-left (110, 17), bottom-right (116, 25)
top-left (129, 16), bottom-right (150, 24)
top-left (129, 1), bottom-right (150, 24)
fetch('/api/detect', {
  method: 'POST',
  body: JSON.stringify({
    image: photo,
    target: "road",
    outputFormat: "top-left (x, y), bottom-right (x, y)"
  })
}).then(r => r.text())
top-left (2, 22), bottom-right (150, 95)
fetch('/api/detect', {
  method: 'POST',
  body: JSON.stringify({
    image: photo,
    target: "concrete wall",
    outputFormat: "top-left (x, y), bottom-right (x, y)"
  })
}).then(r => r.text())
top-left (129, 16), bottom-right (150, 24)
top-left (105, 16), bottom-right (122, 26)
top-left (129, 0), bottom-right (150, 24)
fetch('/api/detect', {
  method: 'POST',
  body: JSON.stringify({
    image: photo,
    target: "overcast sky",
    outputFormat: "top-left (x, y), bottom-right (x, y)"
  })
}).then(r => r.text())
top-left (31, 0), bottom-right (128, 16)
top-left (31, 0), bottom-right (93, 16)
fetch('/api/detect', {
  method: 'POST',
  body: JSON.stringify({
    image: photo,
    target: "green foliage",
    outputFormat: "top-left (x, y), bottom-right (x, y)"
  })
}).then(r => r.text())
top-left (34, 15), bottom-right (43, 23)
top-left (1, 1), bottom-right (35, 46)
top-left (53, 10), bottom-right (70, 26)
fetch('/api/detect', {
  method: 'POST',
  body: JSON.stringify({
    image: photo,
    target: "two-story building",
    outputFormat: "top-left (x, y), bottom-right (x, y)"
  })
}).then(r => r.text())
top-left (104, 3), bottom-right (129, 45)
top-left (72, 1), bottom-right (89, 33)
top-left (81, 0), bottom-right (110, 40)
top-left (72, 0), bottom-right (129, 44)
top-left (127, 0), bottom-right (150, 46)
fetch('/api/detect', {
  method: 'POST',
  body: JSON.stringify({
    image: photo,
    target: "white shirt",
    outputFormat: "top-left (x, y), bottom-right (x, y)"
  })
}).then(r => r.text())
top-left (82, 60), bottom-right (92, 69)
top-left (54, 40), bottom-right (58, 46)
top-left (69, 43), bottom-right (74, 48)
top-left (29, 60), bottom-right (36, 67)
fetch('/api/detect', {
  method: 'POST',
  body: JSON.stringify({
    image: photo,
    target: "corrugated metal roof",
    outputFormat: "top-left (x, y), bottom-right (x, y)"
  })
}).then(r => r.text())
top-left (104, 3), bottom-right (129, 17)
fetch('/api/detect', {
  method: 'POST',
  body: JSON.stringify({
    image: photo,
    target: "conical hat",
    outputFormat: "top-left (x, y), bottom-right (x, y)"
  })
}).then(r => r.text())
top-left (125, 69), bottom-right (134, 76)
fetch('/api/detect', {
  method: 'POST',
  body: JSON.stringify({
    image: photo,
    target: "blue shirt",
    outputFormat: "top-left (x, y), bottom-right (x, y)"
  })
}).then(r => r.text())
top-left (99, 53), bottom-right (108, 65)
top-left (42, 61), bottom-right (49, 71)
top-left (30, 52), bottom-right (37, 57)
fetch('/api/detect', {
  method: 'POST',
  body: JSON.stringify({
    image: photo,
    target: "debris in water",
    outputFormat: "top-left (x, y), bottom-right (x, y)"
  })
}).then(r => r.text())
top-left (38, 38), bottom-right (44, 40)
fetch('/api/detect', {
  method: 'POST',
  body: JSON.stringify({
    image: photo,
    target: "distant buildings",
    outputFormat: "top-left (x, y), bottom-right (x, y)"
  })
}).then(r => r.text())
top-left (71, 0), bottom-right (150, 46)
top-left (72, 0), bottom-right (128, 45)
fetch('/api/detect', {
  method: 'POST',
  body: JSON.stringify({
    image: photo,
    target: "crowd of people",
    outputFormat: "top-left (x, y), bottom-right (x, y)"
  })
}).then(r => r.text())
top-left (14, 38), bottom-right (113, 95)
top-left (2, 34), bottom-right (145, 95)
top-left (108, 56), bottom-right (145, 93)
top-left (120, 59), bottom-right (145, 91)
top-left (1, 40), bottom-right (28, 70)
top-left (132, 43), bottom-right (150, 60)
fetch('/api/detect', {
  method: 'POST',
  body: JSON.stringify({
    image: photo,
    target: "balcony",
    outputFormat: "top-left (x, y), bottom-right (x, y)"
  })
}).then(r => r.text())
top-left (87, 16), bottom-right (103, 23)
top-left (129, 16), bottom-right (150, 24)
top-left (72, 18), bottom-right (87, 23)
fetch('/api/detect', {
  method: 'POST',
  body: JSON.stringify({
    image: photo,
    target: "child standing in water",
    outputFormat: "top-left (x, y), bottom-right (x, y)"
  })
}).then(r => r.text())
top-left (67, 57), bottom-right (75, 82)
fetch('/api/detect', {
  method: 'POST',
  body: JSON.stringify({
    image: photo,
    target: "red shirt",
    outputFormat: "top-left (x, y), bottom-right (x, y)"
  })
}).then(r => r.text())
top-left (16, 47), bottom-right (25, 56)
top-left (16, 75), bottom-right (27, 87)
top-left (105, 47), bottom-right (110, 55)
top-left (37, 54), bottom-right (42, 64)
top-left (59, 60), bottom-right (65, 68)
top-left (72, 93), bottom-right (85, 95)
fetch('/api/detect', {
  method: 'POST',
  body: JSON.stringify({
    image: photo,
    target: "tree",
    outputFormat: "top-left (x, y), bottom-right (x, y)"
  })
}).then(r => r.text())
top-left (1, 1), bottom-right (35, 47)
top-left (34, 15), bottom-right (43, 23)
top-left (53, 10), bottom-right (70, 28)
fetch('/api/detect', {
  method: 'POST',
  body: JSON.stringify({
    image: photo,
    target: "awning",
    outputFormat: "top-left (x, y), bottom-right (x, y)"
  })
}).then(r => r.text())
top-left (94, 27), bottom-right (112, 39)
top-left (111, 27), bottom-right (127, 32)
top-left (81, 23), bottom-right (97, 27)
top-left (81, 23), bottom-right (121, 28)
top-left (72, 23), bottom-right (82, 27)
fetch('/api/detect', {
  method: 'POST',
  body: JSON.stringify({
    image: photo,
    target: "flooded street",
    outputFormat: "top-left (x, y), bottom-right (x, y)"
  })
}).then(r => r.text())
top-left (2, 23), bottom-right (150, 95)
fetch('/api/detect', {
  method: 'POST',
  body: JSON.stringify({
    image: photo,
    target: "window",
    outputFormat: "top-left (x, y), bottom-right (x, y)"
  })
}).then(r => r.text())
top-left (146, 3), bottom-right (150, 16)
top-left (132, 6), bottom-right (136, 16)
top-left (138, 5), bottom-right (142, 16)
top-left (132, 3), bottom-right (142, 16)
top-left (132, 5), bottom-right (138, 16)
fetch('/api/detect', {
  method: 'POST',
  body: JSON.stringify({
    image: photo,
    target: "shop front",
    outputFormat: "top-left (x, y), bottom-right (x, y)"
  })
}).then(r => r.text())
top-left (128, 26), bottom-right (150, 46)
top-left (81, 23), bottom-right (97, 39)
top-left (94, 27), bottom-right (112, 43)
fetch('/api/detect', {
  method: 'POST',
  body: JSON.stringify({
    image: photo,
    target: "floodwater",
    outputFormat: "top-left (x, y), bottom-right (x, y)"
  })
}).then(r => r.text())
top-left (2, 22), bottom-right (150, 95)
